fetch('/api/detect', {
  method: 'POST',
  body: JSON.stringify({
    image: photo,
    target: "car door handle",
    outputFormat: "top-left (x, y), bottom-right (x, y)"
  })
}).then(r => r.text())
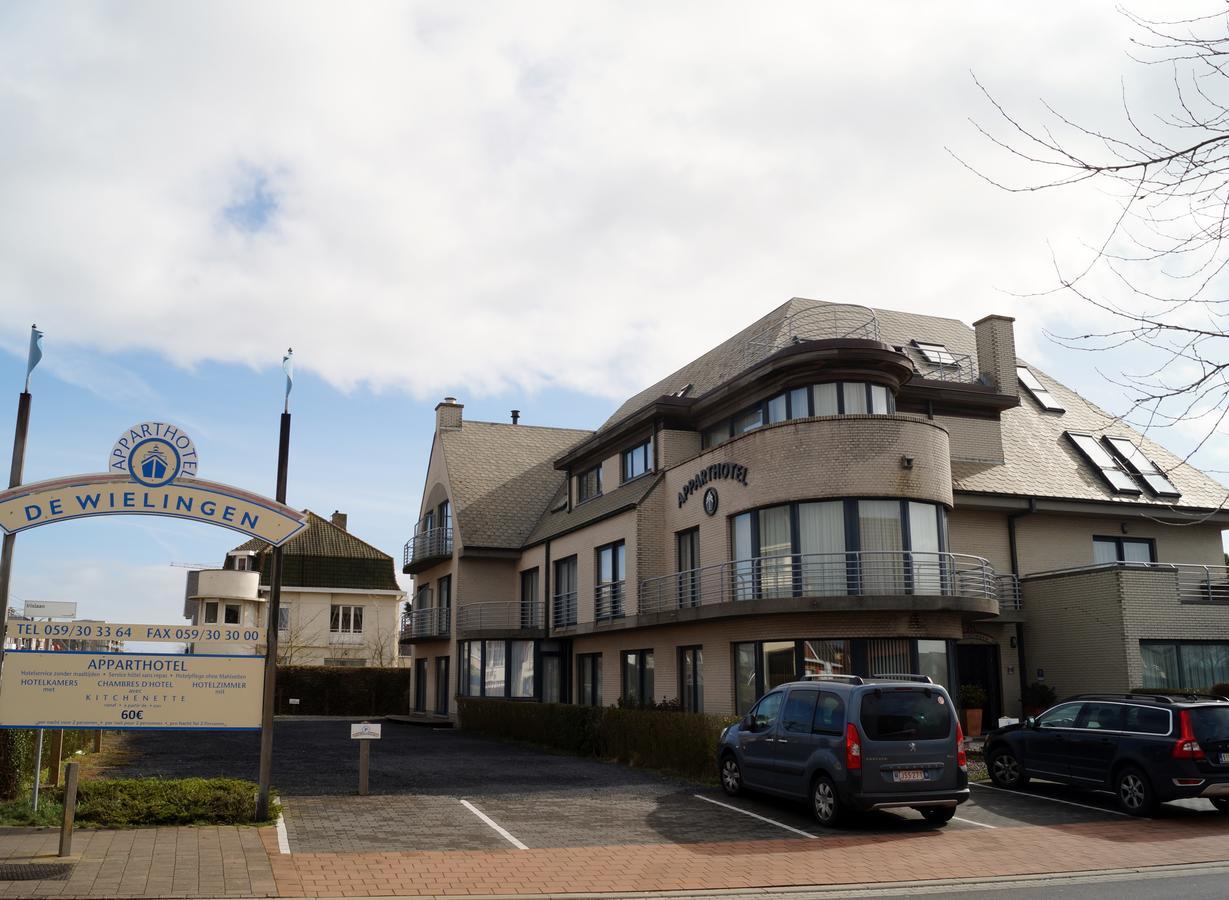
top-left (777, 738), bottom-right (789, 743)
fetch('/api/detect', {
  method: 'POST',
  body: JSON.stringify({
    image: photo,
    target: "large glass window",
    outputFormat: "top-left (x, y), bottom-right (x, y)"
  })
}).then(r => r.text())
top-left (466, 642), bottom-right (481, 696)
top-left (508, 640), bottom-right (534, 698)
top-left (731, 513), bottom-right (755, 601)
top-left (859, 500), bottom-right (904, 594)
top-left (577, 465), bottom-right (602, 502)
top-left (553, 556), bottom-right (578, 627)
top-left (761, 641), bottom-right (797, 690)
top-left (676, 528), bottom-right (700, 607)
top-left (867, 638), bottom-right (911, 676)
top-left (621, 439), bottom-right (652, 482)
top-left (798, 501), bottom-right (846, 594)
top-left (1094, 537), bottom-right (1155, 565)
top-left (679, 646), bottom-right (703, 713)
top-left (758, 506), bottom-right (793, 599)
top-left (814, 383), bottom-right (839, 416)
top-left (520, 568), bottom-right (539, 628)
top-left (483, 640), bottom-right (506, 697)
top-left (578, 653), bottom-right (602, 706)
top-left (1141, 641), bottom-right (1229, 691)
top-left (622, 649), bottom-right (654, 706)
top-left (908, 501), bottom-right (943, 593)
top-left (733, 406), bottom-right (764, 435)
top-left (437, 575), bottom-right (452, 609)
top-left (802, 639), bottom-right (852, 678)
top-left (842, 382), bottom-right (868, 414)
top-left (917, 639), bottom-right (949, 687)
top-left (596, 541), bottom-right (626, 619)
top-left (330, 604), bottom-right (363, 634)
top-left (734, 643), bottom-right (758, 714)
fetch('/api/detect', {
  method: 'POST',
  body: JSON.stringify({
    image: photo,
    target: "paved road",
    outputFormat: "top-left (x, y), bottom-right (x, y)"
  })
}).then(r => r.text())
top-left (99, 717), bottom-right (1226, 855)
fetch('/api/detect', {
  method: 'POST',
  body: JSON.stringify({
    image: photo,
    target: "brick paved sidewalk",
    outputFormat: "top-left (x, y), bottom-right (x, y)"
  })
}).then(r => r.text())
top-left (260, 816), bottom-right (1229, 897)
top-left (0, 825), bottom-right (276, 898)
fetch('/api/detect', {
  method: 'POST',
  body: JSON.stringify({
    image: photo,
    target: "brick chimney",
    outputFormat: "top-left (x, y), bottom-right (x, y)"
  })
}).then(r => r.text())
top-left (331, 510), bottom-right (348, 531)
top-left (972, 315), bottom-right (1018, 396)
top-left (436, 397), bottom-right (463, 431)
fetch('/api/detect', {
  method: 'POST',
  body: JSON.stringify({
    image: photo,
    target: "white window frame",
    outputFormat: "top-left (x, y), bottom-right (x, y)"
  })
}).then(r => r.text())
top-left (330, 604), bottom-right (364, 634)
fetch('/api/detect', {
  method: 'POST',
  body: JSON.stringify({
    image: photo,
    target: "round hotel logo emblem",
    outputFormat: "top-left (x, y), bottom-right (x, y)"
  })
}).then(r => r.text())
top-left (703, 487), bottom-right (719, 516)
top-left (110, 423), bottom-right (199, 487)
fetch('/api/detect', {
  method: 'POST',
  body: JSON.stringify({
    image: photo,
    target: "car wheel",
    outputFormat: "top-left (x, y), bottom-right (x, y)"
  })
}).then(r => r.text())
top-left (811, 775), bottom-right (844, 827)
top-left (1115, 766), bottom-right (1158, 817)
top-left (1211, 798), bottom-right (1229, 814)
top-left (920, 806), bottom-right (955, 825)
top-left (988, 749), bottom-right (1029, 789)
top-left (719, 755), bottom-right (743, 797)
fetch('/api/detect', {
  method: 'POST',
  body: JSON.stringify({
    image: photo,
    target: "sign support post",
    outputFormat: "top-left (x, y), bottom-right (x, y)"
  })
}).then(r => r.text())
top-left (0, 389), bottom-right (32, 801)
top-left (255, 408), bottom-right (291, 822)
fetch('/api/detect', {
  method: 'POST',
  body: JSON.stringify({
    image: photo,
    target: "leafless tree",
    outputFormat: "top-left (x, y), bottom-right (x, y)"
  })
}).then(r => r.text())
top-left (959, 5), bottom-right (1229, 471)
top-left (363, 612), bottom-right (399, 667)
top-left (274, 605), bottom-right (324, 666)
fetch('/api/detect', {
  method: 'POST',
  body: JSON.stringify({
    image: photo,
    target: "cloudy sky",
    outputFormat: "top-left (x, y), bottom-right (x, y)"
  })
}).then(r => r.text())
top-left (0, 2), bottom-right (1223, 628)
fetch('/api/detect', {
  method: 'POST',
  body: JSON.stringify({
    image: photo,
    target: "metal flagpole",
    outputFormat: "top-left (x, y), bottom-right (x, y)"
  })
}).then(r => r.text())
top-left (256, 349), bottom-right (292, 822)
top-left (0, 326), bottom-right (41, 800)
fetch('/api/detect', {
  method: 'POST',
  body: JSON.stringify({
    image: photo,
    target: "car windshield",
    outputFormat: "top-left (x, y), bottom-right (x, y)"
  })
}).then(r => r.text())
top-left (1190, 706), bottom-right (1229, 743)
top-left (859, 689), bottom-right (951, 741)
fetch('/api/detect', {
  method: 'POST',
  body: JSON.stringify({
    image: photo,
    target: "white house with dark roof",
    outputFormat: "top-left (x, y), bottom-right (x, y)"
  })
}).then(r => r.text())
top-left (185, 510), bottom-right (406, 666)
top-left (401, 298), bottom-right (1229, 724)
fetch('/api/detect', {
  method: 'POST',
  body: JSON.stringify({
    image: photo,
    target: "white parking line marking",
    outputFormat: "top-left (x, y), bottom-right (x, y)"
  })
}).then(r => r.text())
top-left (693, 794), bottom-right (818, 838)
top-left (274, 801), bottom-right (290, 854)
top-left (951, 815), bottom-right (996, 829)
top-left (459, 799), bottom-right (529, 849)
top-left (971, 781), bottom-right (1131, 817)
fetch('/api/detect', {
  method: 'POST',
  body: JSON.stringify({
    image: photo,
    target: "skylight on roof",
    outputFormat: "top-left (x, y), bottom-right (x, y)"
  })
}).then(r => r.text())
top-left (1066, 432), bottom-right (1141, 495)
top-left (1016, 366), bottom-right (1065, 413)
top-left (912, 340), bottom-right (958, 366)
top-left (1103, 437), bottom-right (1181, 499)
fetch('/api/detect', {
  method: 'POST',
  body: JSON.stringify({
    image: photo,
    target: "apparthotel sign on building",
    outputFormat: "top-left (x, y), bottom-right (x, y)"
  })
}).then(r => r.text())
top-left (0, 421), bottom-right (307, 545)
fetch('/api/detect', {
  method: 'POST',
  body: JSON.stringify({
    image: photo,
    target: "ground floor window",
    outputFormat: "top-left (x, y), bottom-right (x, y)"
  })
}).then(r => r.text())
top-left (459, 639), bottom-right (537, 698)
top-left (621, 649), bottom-right (654, 706)
top-left (679, 646), bottom-right (703, 712)
top-left (732, 637), bottom-right (954, 714)
top-left (1141, 641), bottom-right (1229, 691)
top-left (435, 656), bottom-right (450, 715)
top-left (577, 653), bottom-right (602, 706)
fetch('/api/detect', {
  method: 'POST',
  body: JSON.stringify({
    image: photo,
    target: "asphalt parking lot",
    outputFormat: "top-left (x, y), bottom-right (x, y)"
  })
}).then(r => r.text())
top-left (98, 718), bottom-right (1227, 854)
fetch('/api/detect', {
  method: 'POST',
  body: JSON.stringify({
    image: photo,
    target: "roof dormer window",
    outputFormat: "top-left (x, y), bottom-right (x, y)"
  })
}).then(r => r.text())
top-left (1103, 437), bottom-right (1181, 499)
top-left (1066, 432), bottom-right (1141, 495)
top-left (577, 465), bottom-right (602, 503)
top-left (912, 340), bottom-right (958, 366)
top-left (1017, 366), bottom-right (1065, 413)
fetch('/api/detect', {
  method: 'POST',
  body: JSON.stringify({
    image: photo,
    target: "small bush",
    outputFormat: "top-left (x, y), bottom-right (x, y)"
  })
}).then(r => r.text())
top-left (958, 684), bottom-right (988, 709)
top-left (458, 698), bottom-right (736, 781)
top-left (1022, 681), bottom-right (1057, 709)
top-left (275, 666), bottom-right (411, 716)
top-left (50, 778), bottom-right (271, 827)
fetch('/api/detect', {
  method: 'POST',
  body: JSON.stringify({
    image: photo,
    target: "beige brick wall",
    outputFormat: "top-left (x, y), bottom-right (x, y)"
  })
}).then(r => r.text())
top-left (948, 509), bottom-right (1012, 574)
top-left (1015, 515), bottom-right (1224, 575)
top-left (1119, 568), bottom-right (1229, 689)
top-left (972, 315), bottom-right (1017, 396)
top-left (1021, 569), bottom-right (1129, 698)
top-left (659, 429), bottom-right (701, 469)
top-left (548, 510), bottom-right (638, 623)
top-left (571, 610), bottom-right (966, 714)
top-left (936, 416), bottom-right (1004, 464)
top-left (635, 479), bottom-right (669, 586)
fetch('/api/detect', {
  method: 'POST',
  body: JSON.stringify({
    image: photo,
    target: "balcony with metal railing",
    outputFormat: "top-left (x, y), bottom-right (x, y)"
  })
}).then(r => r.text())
top-left (911, 351), bottom-right (979, 384)
top-left (744, 304), bottom-right (881, 367)
top-left (636, 551), bottom-right (1002, 626)
top-left (457, 600), bottom-right (545, 638)
top-left (552, 591), bottom-right (578, 629)
top-left (1023, 561), bottom-right (1229, 606)
top-left (402, 526), bottom-right (453, 574)
top-left (401, 605), bottom-right (451, 642)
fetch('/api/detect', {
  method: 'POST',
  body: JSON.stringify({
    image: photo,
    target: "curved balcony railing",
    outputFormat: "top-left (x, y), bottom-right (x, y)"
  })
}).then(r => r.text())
top-left (745, 304), bottom-right (880, 366)
top-left (457, 600), bottom-right (544, 635)
top-left (402, 526), bottom-right (453, 573)
top-left (402, 606), bottom-right (450, 640)
top-left (638, 551), bottom-right (999, 615)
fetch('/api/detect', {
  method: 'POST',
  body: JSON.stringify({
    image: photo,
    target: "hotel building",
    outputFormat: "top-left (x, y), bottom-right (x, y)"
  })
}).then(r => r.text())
top-left (401, 299), bottom-right (1229, 721)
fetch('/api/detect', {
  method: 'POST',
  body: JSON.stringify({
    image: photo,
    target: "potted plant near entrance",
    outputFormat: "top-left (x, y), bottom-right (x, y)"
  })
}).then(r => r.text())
top-left (1022, 681), bottom-right (1056, 717)
top-left (958, 684), bottom-right (988, 737)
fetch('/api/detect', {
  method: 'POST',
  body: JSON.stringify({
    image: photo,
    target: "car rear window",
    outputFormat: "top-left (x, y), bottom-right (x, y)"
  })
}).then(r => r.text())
top-left (859, 689), bottom-right (952, 741)
top-left (1123, 705), bottom-right (1171, 735)
top-left (1190, 706), bottom-right (1229, 743)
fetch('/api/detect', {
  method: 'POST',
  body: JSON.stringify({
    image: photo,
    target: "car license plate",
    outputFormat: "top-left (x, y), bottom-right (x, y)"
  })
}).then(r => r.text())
top-left (1220, 753), bottom-right (1229, 765)
top-left (893, 769), bottom-right (925, 783)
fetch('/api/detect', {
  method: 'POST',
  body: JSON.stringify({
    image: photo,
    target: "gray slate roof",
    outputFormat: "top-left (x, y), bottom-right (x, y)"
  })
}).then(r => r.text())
top-left (229, 510), bottom-right (400, 591)
top-left (440, 421), bottom-right (591, 549)
top-left (526, 473), bottom-right (662, 546)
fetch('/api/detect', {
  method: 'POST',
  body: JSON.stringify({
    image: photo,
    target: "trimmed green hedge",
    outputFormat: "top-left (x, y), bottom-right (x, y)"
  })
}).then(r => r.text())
top-left (458, 698), bottom-right (736, 781)
top-left (275, 666), bottom-right (411, 716)
top-left (51, 778), bottom-right (271, 827)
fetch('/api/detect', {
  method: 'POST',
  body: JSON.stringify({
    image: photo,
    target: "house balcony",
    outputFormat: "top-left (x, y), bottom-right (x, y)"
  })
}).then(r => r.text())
top-left (630, 551), bottom-right (1002, 629)
top-left (744, 303), bottom-right (881, 366)
top-left (400, 606), bottom-right (451, 643)
top-left (1023, 561), bottom-right (1229, 606)
top-left (457, 600), bottom-right (545, 639)
top-left (402, 526), bottom-right (453, 575)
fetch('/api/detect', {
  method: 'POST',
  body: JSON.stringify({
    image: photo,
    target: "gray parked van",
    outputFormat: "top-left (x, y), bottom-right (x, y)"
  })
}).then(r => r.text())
top-left (716, 675), bottom-right (969, 826)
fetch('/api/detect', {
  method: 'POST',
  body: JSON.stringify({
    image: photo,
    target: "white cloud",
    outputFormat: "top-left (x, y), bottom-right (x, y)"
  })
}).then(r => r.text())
top-left (0, 1), bottom-right (1177, 404)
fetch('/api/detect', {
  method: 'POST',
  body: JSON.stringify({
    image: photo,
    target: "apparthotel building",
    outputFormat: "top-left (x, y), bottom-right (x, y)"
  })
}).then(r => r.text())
top-left (185, 510), bottom-right (406, 665)
top-left (401, 299), bottom-right (1229, 723)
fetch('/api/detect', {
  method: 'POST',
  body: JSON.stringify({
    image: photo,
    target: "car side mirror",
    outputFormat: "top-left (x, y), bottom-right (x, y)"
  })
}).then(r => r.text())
top-left (1025, 716), bottom-right (1037, 729)
top-left (742, 715), bottom-right (755, 732)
